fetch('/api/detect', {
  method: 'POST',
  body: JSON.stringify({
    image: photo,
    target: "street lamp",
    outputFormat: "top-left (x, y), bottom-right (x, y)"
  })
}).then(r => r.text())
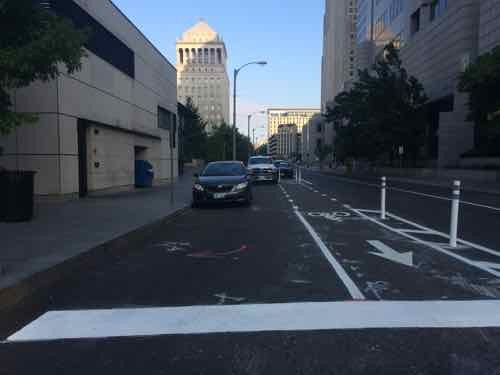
top-left (248, 110), bottom-right (265, 156)
top-left (232, 61), bottom-right (267, 160)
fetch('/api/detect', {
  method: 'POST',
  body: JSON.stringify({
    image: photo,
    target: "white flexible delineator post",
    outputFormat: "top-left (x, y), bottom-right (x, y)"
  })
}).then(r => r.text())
top-left (449, 180), bottom-right (461, 248)
top-left (381, 176), bottom-right (387, 220)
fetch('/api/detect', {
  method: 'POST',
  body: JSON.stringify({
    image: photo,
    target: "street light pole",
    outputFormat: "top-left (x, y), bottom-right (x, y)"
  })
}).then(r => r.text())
top-left (247, 110), bottom-right (265, 159)
top-left (247, 114), bottom-right (252, 159)
top-left (232, 69), bottom-right (238, 161)
top-left (232, 61), bottom-right (267, 161)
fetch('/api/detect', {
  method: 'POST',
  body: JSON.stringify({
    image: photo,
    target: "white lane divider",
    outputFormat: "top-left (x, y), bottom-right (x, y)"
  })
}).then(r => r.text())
top-left (302, 179), bottom-right (314, 186)
top-left (308, 171), bottom-right (500, 212)
top-left (351, 209), bottom-right (500, 278)
top-left (294, 210), bottom-right (365, 300)
top-left (8, 300), bottom-right (500, 342)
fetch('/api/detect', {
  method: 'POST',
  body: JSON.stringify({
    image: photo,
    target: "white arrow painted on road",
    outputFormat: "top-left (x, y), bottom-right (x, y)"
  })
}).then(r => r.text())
top-left (368, 240), bottom-right (414, 267)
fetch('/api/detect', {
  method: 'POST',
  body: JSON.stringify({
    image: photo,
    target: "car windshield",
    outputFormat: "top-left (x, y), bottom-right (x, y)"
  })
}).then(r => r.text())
top-left (201, 163), bottom-right (246, 177)
top-left (249, 157), bottom-right (272, 165)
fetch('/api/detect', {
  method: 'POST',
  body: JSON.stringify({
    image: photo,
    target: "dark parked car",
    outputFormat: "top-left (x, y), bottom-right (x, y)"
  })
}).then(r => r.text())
top-left (192, 161), bottom-right (253, 207)
top-left (274, 160), bottom-right (294, 178)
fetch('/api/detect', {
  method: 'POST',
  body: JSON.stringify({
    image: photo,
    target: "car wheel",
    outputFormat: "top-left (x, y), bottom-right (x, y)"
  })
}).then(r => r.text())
top-left (191, 201), bottom-right (199, 208)
top-left (243, 192), bottom-right (253, 206)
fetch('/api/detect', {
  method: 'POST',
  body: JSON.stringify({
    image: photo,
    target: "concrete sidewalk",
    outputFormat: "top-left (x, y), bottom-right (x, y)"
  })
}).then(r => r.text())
top-left (0, 169), bottom-right (196, 292)
top-left (307, 167), bottom-right (500, 195)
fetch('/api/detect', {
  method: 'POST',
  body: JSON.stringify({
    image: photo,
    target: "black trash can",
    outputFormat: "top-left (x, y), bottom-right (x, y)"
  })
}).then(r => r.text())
top-left (0, 171), bottom-right (36, 222)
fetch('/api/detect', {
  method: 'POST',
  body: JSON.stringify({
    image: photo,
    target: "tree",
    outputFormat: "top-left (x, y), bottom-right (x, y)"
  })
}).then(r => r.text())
top-left (326, 43), bottom-right (428, 165)
top-left (458, 46), bottom-right (500, 155)
top-left (315, 143), bottom-right (334, 169)
top-left (0, 0), bottom-right (87, 136)
top-left (206, 123), bottom-right (253, 162)
top-left (182, 97), bottom-right (208, 161)
top-left (255, 143), bottom-right (268, 155)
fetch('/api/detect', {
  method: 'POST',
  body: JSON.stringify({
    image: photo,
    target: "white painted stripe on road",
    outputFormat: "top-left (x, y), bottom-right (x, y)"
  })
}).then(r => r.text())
top-left (322, 194), bottom-right (328, 197)
top-left (387, 212), bottom-right (500, 258)
top-left (294, 210), bottom-right (365, 300)
top-left (331, 198), bottom-right (337, 202)
top-left (302, 179), bottom-right (314, 185)
top-left (8, 300), bottom-right (500, 342)
top-left (399, 229), bottom-right (440, 235)
top-left (351, 209), bottom-right (500, 278)
top-left (389, 186), bottom-right (500, 212)
top-left (307, 171), bottom-right (500, 212)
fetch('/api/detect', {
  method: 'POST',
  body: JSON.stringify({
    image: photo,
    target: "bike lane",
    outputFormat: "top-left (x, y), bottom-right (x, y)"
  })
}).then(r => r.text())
top-left (280, 180), bottom-right (500, 301)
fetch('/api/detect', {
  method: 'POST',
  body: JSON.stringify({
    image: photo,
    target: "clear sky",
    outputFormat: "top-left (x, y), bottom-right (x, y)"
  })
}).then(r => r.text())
top-left (113, 0), bottom-right (324, 141)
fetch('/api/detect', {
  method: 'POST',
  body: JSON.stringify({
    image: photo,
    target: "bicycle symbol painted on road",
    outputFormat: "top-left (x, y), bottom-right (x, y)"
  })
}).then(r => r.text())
top-left (307, 211), bottom-right (351, 223)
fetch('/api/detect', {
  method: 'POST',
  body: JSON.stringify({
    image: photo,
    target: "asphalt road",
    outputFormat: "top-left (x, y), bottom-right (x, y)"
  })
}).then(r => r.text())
top-left (2, 178), bottom-right (500, 374)
top-left (301, 169), bottom-right (500, 250)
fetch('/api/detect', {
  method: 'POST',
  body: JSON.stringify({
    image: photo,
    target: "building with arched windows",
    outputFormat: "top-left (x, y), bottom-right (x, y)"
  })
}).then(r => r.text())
top-left (176, 20), bottom-right (230, 132)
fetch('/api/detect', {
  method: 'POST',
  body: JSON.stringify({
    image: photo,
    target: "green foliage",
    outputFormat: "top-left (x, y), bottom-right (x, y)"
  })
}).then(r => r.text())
top-left (326, 43), bottom-right (428, 164)
top-left (315, 143), bottom-right (333, 162)
top-left (0, 0), bottom-right (87, 135)
top-left (255, 143), bottom-right (268, 155)
top-left (206, 122), bottom-right (253, 162)
top-left (182, 97), bottom-right (208, 161)
top-left (458, 46), bottom-right (500, 155)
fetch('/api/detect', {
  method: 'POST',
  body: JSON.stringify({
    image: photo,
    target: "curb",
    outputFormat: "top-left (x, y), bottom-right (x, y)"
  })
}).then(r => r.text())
top-left (0, 205), bottom-right (190, 339)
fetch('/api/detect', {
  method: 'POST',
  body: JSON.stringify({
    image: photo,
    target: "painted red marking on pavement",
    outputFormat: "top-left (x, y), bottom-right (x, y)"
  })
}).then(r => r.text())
top-left (187, 245), bottom-right (249, 259)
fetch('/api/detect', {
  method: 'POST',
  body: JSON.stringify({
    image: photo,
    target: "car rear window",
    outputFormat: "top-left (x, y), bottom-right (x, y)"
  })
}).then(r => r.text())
top-left (249, 157), bottom-right (272, 165)
top-left (202, 163), bottom-right (246, 177)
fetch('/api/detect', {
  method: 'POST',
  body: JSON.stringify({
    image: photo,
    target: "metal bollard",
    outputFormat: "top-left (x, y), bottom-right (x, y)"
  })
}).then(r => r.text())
top-left (449, 180), bottom-right (461, 248)
top-left (278, 167), bottom-right (281, 184)
top-left (298, 166), bottom-right (302, 185)
top-left (380, 177), bottom-right (387, 220)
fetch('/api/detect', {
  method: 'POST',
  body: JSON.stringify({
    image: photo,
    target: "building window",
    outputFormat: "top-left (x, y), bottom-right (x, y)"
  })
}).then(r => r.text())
top-left (179, 49), bottom-right (184, 64)
top-left (158, 106), bottom-right (172, 130)
top-left (411, 9), bottom-right (421, 35)
top-left (49, 0), bottom-right (135, 78)
top-left (430, 0), bottom-right (448, 21)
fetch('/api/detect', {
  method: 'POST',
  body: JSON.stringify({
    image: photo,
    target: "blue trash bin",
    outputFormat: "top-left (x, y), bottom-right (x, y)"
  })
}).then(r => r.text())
top-left (135, 160), bottom-right (154, 188)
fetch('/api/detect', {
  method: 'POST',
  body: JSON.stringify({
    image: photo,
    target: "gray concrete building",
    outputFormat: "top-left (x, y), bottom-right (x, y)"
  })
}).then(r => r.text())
top-left (276, 124), bottom-right (299, 160)
top-left (268, 134), bottom-right (278, 158)
top-left (301, 114), bottom-right (324, 166)
top-left (176, 21), bottom-right (230, 131)
top-left (401, 0), bottom-right (477, 166)
top-left (321, 0), bottom-right (358, 113)
top-left (479, 0), bottom-right (500, 54)
top-left (352, 0), bottom-right (500, 167)
top-left (0, 0), bottom-right (178, 196)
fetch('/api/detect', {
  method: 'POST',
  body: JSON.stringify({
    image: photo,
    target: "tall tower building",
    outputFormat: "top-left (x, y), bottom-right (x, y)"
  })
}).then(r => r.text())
top-left (176, 20), bottom-right (230, 132)
top-left (321, 0), bottom-right (358, 112)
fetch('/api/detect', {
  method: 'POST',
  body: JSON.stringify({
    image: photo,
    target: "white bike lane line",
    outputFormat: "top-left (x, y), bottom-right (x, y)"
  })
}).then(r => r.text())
top-left (280, 181), bottom-right (499, 301)
top-left (280, 182), bottom-right (365, 300)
